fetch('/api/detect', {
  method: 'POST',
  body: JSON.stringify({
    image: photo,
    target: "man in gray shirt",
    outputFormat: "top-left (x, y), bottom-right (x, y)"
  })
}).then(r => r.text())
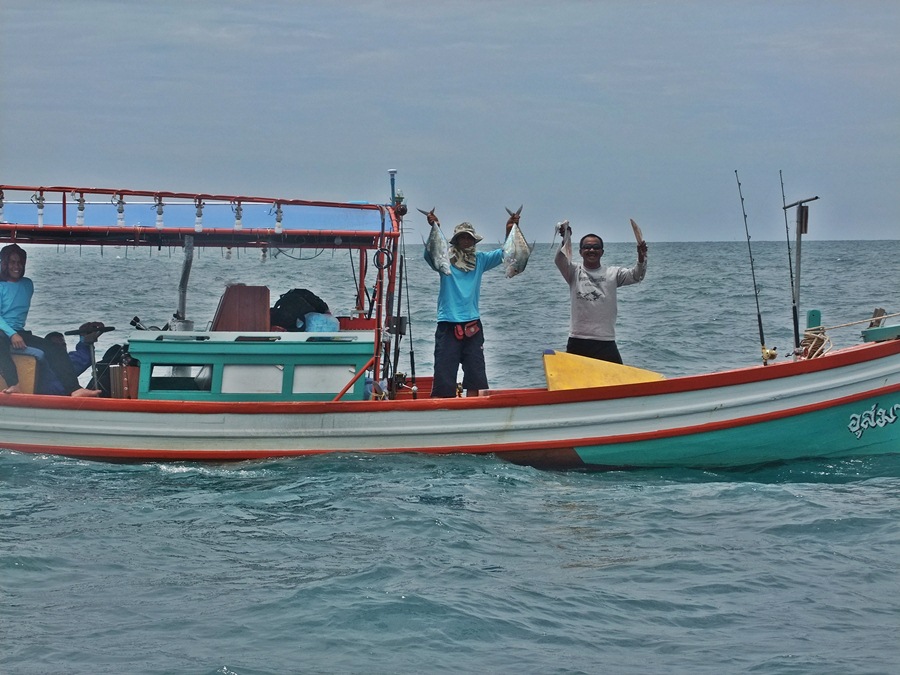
top-left (555, 221), bottom-right (647, 364)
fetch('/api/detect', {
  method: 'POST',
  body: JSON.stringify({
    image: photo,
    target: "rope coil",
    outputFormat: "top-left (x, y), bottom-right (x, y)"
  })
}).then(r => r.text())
top-left (801, 327), bottom-right (830, 359)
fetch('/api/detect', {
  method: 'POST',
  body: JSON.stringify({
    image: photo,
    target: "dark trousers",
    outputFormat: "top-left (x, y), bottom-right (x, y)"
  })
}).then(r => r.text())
top-left (0, 330), bottom-right (82, 393)
top-left (431, 320), bottom-right (488, 397)
top-left (566, 337), bottom-right (623, 364)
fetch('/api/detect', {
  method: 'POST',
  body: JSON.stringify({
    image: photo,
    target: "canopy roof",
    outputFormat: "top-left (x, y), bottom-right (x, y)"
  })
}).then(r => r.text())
top-left (0, 185), bottom-right (399, 249)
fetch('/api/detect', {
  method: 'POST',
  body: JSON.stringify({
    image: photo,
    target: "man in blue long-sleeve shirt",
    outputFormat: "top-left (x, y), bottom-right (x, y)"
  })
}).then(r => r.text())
top-left (424, 213), bottom-right (520, 398)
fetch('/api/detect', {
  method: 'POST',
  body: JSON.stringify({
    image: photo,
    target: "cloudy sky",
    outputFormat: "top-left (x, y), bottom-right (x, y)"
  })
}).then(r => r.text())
top-left (2, 1), bottom-right (898, 242)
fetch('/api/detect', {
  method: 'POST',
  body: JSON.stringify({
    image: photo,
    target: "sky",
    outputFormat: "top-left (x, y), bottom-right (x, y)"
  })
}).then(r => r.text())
top-left (2, 1), bottom-right (899, 243)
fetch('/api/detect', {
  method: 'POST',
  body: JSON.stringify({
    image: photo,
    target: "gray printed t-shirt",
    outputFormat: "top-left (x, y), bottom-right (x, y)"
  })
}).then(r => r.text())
top-left (555, 242), bottom-right (646, 341)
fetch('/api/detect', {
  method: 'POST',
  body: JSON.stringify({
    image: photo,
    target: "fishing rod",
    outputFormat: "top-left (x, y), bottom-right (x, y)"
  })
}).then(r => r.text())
top-left (390, 250), bottom-right (406, 398)
top-left (388, 169), bottom-right (419, 399)
top-left (400, 251), bottom-right (420, 399)
top-left (779, 170), bottom-right (801, 355)
top-left (735, 170), bottom-right (777, 365)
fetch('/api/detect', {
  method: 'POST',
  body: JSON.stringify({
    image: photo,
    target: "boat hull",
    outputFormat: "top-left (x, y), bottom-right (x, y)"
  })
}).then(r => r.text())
top-left (2, 340), bottom-right (899, 470)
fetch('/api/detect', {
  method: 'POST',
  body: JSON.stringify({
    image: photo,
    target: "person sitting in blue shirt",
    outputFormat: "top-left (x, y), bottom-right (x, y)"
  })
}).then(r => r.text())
top-left (0, 243), bottom-right (100, 397)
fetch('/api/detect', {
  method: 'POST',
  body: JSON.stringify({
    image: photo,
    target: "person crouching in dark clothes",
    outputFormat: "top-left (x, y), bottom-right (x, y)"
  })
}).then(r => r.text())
top-left (39, 324), bottom-right (119, 396)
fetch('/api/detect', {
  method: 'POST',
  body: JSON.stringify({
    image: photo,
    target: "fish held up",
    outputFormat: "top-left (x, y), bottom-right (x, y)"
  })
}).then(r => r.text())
top-left (502, 206), bottom-right (530, 278)
top-left (420, 208), bottom-right (451, 276)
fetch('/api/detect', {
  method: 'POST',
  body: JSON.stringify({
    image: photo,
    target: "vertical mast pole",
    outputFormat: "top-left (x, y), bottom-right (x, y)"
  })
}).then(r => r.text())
top-left (783, 194), bottom-right (819, 339)
top-left (780, 171), bottom-right (801, 355)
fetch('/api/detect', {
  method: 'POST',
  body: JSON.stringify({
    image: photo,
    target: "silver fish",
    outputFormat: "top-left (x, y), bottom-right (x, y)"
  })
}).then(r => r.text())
top-left (502, 222), bottom-right (530, 278)
top-left (424, 220), bottom-right (452, 276)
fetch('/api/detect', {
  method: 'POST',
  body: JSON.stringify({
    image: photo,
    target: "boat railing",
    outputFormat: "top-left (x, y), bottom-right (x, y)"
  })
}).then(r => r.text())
top-left (803, 308), bottom-right (900, 357)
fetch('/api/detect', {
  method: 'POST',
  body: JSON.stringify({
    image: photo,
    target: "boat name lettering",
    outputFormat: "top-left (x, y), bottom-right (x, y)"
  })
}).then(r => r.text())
top-left (847, 402), bottom-right (900, 440)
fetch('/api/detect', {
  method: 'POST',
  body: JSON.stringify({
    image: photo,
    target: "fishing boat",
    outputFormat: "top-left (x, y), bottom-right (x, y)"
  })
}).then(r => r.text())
top-left (1, 181), bottom-right (898, 470)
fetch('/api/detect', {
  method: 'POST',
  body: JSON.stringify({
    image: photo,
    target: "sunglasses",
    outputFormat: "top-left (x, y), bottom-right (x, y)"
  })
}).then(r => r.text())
top-left (580, 245), bottom-right (603, 251)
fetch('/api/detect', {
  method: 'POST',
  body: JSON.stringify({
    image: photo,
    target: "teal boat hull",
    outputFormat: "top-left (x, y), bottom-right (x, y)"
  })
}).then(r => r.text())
top-left (571, 395), bottom-right (900, 469)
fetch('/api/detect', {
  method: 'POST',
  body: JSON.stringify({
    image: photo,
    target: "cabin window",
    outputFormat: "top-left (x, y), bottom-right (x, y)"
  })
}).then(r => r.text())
top-left (221, 364), bottom-right (284, 394)
top-left (292, 364), bottom-right (357, 394)
top-left (149, 364), bottom-right (213, 391)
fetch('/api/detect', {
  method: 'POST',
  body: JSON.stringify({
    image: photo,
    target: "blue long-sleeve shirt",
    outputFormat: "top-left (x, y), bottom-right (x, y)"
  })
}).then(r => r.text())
top-left (430, 249), bottom-right (504, 323)
top-left (0, 277), bottom-right (34, 337)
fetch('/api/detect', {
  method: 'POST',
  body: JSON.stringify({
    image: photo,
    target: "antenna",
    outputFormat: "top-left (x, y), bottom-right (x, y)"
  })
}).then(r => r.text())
top-left (388, 169), bottom-right (397, 203)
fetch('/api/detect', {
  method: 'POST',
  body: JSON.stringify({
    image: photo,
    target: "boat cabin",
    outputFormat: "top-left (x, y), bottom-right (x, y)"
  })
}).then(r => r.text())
top-left (123, 330), bottom-right (375, 401)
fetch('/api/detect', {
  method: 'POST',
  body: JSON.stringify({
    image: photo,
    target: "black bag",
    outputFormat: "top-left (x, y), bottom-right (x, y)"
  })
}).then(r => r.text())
top-left (270, 289), bottom-right (329, 331)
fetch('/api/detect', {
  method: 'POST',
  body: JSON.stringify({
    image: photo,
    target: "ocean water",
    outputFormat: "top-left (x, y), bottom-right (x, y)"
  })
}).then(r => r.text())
top-left (3, 239), bottom-right (900, 673)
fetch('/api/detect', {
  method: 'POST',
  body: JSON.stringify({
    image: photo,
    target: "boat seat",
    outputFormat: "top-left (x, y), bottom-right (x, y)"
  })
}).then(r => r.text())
top-left (0, 353), bottom-right (39, 394)
top-left (869, 307), bottom-right (886, 328)
top-left (210, 284), bottom-right (271, 331)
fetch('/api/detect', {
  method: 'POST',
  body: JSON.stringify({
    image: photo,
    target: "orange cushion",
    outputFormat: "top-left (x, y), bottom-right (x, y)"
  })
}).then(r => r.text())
top-left (0, 354), bottom-right (38, 394)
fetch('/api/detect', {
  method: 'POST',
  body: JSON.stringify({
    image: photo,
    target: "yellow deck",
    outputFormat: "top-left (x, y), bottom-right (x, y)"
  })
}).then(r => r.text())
top-left (543, 350), bottom-right (664, 390)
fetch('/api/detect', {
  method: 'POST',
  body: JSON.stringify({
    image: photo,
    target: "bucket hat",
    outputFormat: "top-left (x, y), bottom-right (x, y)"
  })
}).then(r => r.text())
top-left (449, 222), bottom-right (483, 245)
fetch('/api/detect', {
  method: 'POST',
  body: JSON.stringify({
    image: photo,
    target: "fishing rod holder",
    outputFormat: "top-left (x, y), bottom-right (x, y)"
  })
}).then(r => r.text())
top-left (783, 195), bottom-right (819, 210)
top-left (387, 315), bottom-right (407, 336)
